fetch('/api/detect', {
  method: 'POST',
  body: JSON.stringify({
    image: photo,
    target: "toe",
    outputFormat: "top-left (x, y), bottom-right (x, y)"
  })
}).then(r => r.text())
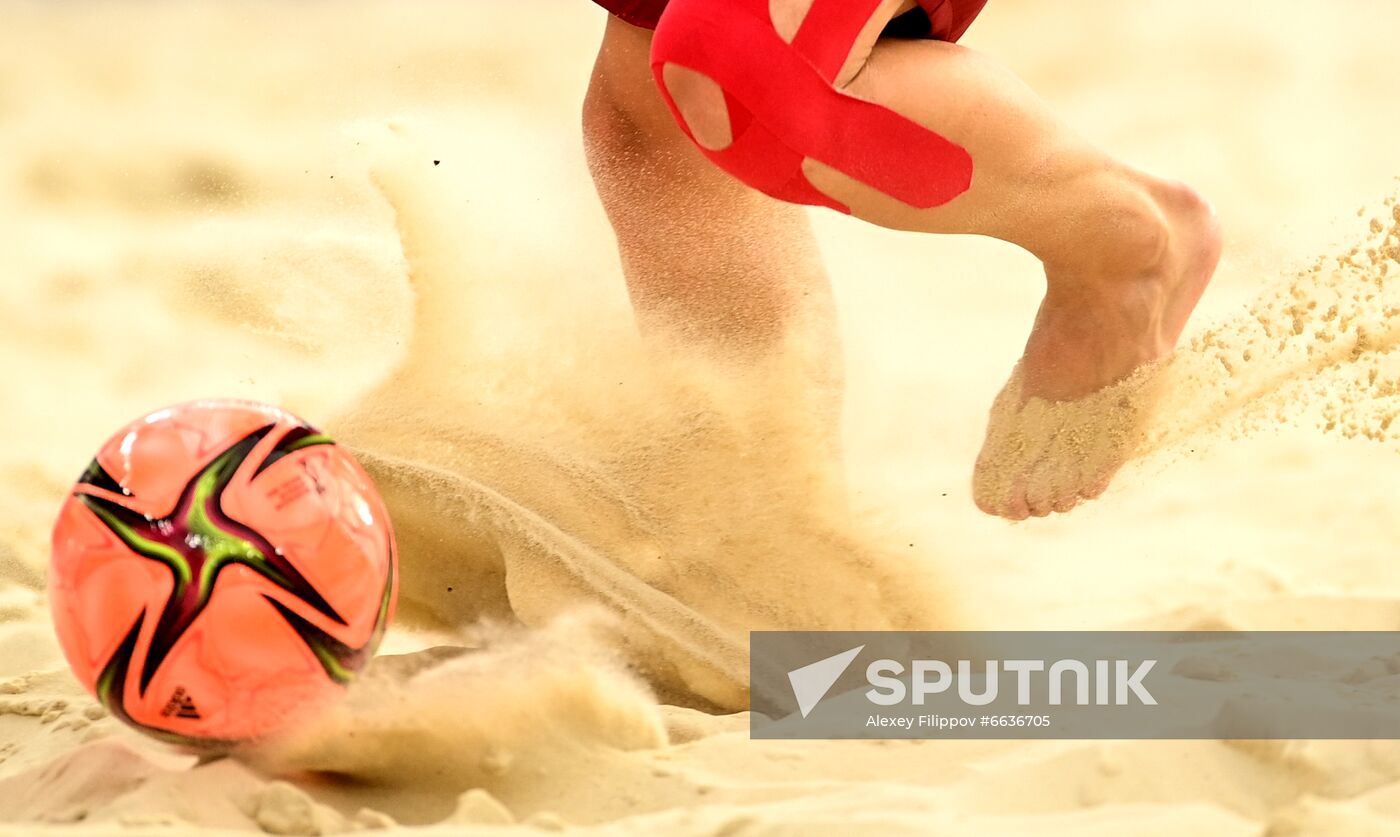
top-left (1081, 469), bottom-right (1117, 501)
top-left (1048, 439), bottom-right (1088, 515)
top-left (1003, 475), bottom-right (1032, 520)
top-left (973, 459), bottom-right (1031, 521)
top-left (974, 486), bottom-right (1029, 521)
top-left (1023, 458), bottom-right (1058, 518)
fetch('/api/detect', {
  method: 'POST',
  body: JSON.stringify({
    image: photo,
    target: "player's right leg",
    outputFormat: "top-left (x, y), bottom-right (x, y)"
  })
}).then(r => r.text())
top-left (649, 0), bottom-right (1222, 518)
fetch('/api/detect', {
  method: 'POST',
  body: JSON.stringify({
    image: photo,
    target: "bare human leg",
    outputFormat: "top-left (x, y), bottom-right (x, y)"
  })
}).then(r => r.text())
top-left (653, 0), bottom-right (1222, 519)
top-left (583, 15), bottom-right (845, 446)
top-left (584, 17), bottom-right (837, 360)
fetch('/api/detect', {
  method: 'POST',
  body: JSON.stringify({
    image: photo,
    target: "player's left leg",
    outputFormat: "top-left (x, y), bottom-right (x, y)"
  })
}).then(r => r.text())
top-left (583, 15), bottom-right (844, 431)
top-left (584, 15), bottom-right (836, 354)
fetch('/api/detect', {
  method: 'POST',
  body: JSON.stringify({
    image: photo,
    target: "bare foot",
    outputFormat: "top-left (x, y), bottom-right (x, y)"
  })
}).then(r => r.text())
top-left (973, 180), bottom-right (1223, 519)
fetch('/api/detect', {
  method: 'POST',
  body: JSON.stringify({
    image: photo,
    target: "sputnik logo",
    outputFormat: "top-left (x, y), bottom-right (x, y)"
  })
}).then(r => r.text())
top-left (787, 646), bottom-right (864, 718)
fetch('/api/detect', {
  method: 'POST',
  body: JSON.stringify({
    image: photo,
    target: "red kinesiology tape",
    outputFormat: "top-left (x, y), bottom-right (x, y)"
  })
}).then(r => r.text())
top-left (650, 0), bottom-right (975, 213)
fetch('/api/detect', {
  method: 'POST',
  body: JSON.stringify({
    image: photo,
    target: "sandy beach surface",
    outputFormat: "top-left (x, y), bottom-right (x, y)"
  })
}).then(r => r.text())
top-left (3, 0), bottom-right (1400, 833)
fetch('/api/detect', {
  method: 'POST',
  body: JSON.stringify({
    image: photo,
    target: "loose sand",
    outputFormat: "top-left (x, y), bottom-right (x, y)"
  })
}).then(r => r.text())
top-left (2, 0), bottom-right (1400, 834)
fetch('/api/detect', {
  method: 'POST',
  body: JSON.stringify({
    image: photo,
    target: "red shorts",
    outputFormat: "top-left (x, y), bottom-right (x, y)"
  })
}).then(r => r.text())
top-left (594, 0), bottom-right (987, 43)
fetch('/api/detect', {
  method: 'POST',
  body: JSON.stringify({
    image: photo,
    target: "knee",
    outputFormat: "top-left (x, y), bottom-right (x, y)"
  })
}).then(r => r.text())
top-left (655, 63), bottom-right (734, 151)
top-left (582, 59), bottom-right (680, 171)
top-left (584, 18), bottom-right (699, 167)
top-left (649, 3), bottom-right (748, 153)
top-left (646, 0), bottom-right (856, 210)
top-left (581, 70), bottom-right (631, 160)
top-left (648, 0), bottom-right (973, 211)
top-left (651, 0), bottom-right (828, 150)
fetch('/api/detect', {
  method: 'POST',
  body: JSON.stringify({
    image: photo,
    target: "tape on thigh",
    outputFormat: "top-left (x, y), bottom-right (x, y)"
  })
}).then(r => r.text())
top-left (650, 0), bottom-right (974, 213)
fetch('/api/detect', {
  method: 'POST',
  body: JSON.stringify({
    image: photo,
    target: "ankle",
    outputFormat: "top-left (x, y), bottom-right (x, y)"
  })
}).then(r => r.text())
top-left (1044, 172), bottom-right (1212, 297)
